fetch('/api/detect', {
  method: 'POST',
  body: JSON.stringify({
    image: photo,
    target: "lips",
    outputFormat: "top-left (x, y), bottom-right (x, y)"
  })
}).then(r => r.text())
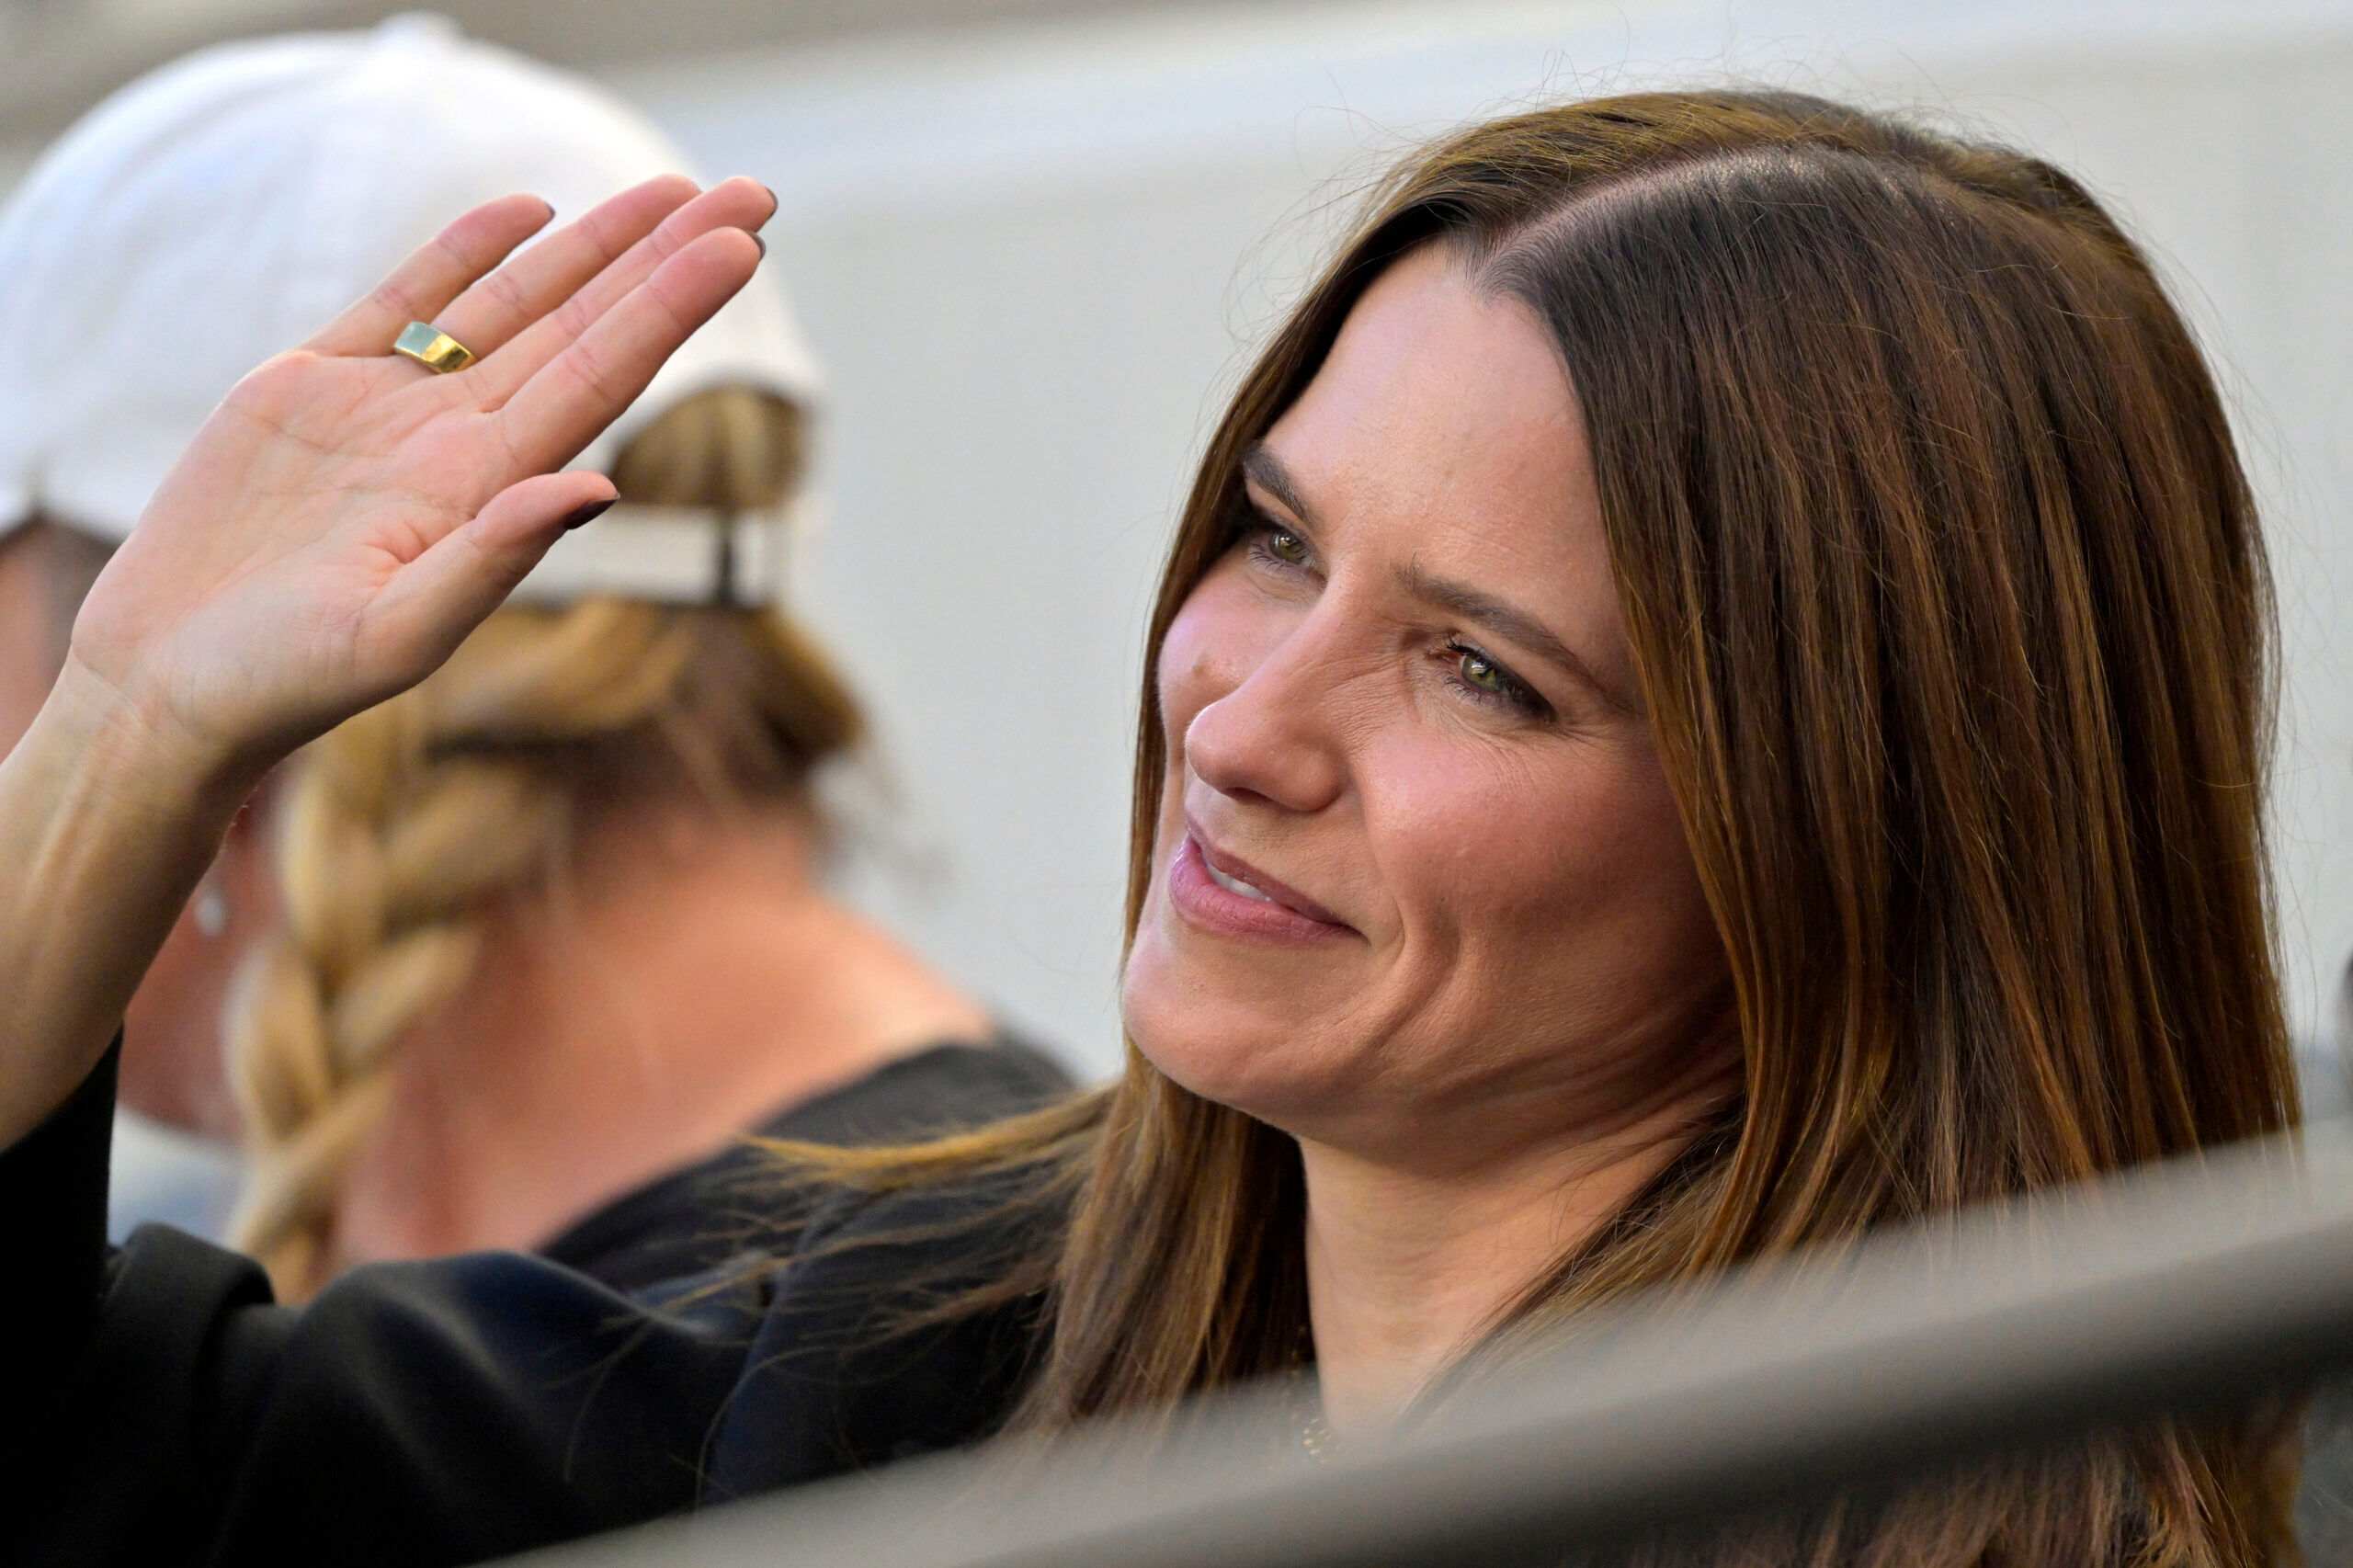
top-left (1202, 856), bottom-right (1277, 904)
top-left (1167, 823), bottom-right (1354, 943)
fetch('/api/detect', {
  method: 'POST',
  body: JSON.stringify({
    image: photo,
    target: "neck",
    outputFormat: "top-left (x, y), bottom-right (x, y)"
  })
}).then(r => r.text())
top-left (1300, 1063), bottom-right (1733, 1435)
top-left (333, 803), bottom-right (991, 1263)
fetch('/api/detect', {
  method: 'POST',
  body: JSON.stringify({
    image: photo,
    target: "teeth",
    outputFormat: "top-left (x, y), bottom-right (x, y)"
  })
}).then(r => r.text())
top-left (1204, 859), bottom-right (1275, 903)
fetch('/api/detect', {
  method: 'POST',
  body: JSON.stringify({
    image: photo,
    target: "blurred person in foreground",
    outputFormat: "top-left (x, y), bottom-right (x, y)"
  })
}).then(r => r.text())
top-left (0, 90), bottom-right (2311, 1568)
top-left (0, 18), bottom-right (1065, 1301)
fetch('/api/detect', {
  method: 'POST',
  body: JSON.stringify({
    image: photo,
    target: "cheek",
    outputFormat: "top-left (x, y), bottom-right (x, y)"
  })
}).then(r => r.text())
top-left (1369, 733), bottom-right (1716, 984)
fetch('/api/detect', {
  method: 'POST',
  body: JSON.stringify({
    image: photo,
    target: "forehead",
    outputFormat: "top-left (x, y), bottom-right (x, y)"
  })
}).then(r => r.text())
top-left (1288, 244), bottom-right (1578, 441)
top-left (1256, 245), bottom-right (1623, 666)
top-left (1264, 245), bottom-right (1592, 543)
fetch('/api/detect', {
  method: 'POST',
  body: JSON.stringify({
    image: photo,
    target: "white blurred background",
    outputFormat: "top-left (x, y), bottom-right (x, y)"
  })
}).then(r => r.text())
top-left (6, 0), bottom-right (2351, 1081)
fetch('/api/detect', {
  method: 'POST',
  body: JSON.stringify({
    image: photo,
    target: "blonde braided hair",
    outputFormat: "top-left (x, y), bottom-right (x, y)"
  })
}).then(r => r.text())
top-left (225, 389), bottom-right (863, 1300)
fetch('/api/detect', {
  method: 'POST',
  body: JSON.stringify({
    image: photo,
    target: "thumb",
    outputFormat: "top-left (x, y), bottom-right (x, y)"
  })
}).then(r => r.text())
top-left (368, 471), bottom-right (617, 676)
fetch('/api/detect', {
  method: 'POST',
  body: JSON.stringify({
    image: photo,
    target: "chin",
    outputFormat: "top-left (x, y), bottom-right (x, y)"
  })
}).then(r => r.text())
top-left (1120, 934), bottom-right (1343, 1127)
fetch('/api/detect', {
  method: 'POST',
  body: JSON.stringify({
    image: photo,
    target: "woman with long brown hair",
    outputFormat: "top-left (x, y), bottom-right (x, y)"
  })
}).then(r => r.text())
top-left (0, 89), bottom-right (2303, 1566)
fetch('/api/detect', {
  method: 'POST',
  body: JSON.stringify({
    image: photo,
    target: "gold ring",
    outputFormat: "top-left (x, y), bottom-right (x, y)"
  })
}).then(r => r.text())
top-left (392, 320), bottom-right (476, 374)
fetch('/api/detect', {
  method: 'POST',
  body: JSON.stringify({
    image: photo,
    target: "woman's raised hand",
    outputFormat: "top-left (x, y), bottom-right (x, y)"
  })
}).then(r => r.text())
top-left (67, 173), bottom-right (774, 787)
top-left (0, 175), bottom-right (772, 1148)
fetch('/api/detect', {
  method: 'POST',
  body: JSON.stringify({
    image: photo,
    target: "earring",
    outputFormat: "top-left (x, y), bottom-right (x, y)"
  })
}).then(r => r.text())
top-left (194, 878), bottom-right (229, 938)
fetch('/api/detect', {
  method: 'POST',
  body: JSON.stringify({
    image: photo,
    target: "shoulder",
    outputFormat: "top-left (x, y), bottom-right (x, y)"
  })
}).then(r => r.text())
top-left (762, 1036), bottom-right (1079, 1147)
top-left (699, 1166), bottom-right (1065, 1501)
top-left (542, 1036), bottom-right (1077, 1292)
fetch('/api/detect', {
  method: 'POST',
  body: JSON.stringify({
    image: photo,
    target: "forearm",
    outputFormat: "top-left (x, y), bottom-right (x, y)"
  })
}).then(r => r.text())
top-left (0, 655), bottom-right (255, 1148)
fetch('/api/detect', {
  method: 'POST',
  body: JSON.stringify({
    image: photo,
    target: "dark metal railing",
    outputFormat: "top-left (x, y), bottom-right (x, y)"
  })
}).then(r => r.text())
top-left (514, 1119), bottom-right (2353, 1568)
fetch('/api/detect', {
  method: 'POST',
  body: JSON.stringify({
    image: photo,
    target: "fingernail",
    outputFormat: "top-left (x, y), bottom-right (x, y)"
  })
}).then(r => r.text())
top-left (762, 182), bottom-right (779, 211)
top-left (560, 498), bottom-right (615, 532)
top-left (753, 233), bottom-right (767, 260)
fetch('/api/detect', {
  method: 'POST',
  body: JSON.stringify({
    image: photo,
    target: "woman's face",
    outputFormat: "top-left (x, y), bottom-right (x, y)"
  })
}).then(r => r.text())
top-left (1121, 245), bottom-right (1734, 1171)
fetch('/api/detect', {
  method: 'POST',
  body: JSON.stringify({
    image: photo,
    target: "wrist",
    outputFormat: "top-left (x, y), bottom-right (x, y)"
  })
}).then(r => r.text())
top-left (35, 652), bottom-right (264, 834)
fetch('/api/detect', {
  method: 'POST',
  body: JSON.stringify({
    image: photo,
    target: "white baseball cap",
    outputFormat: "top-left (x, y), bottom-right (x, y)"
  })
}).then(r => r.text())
top-left (0, 13), bottom-right (823, 603)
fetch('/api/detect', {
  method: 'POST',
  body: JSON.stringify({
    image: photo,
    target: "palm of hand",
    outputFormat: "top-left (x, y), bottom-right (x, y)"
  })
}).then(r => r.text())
top-left (82, 353), bottom-right (505, 762)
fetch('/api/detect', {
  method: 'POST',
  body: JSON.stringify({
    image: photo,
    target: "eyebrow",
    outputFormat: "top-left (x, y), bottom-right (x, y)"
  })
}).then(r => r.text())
top-left (1240, 443), bottom-right (1313, 523)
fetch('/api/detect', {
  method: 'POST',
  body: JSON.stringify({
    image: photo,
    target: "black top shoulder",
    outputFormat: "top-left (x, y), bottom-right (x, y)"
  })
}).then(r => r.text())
top-left (542, 1037), bottom-right (1073, 1291)
top-left (0, 1048), bottom-right (1066, 1568)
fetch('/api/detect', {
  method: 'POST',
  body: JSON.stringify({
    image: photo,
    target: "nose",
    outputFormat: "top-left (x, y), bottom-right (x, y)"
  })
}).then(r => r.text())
top-left (1180, 617), bottom-right (1347, 816)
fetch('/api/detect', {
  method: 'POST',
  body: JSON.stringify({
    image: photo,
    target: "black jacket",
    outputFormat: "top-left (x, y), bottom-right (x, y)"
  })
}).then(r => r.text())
top-left (3, 1045), bottom-right (1072, 1568)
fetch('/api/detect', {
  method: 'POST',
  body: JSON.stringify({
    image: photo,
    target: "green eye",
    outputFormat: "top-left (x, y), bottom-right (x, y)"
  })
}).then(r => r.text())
top-left (1459, 649), bottom-right (1506, 693)
top-left (1444, 639), bottom-right (1544, 717)
top-left (1267, 528), bottom-right (1310, 565)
